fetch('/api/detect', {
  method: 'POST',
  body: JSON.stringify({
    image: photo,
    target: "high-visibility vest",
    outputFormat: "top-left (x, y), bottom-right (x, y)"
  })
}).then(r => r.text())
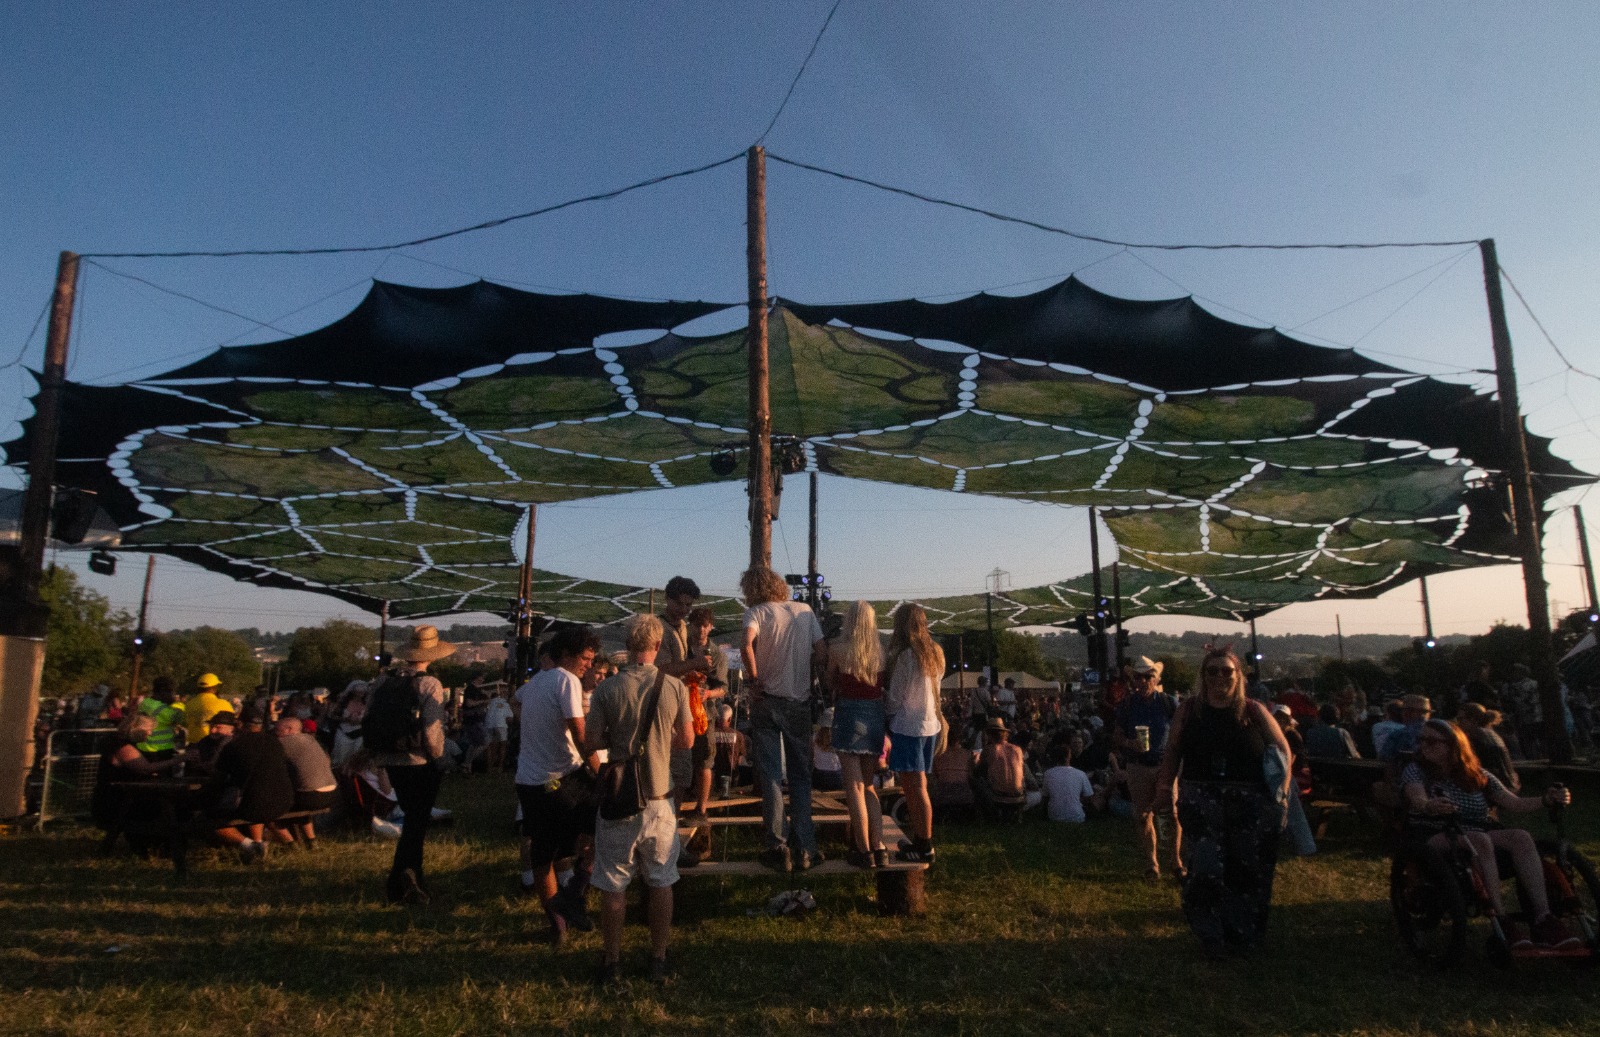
top-left (136, 697), bottom-right (184, 754)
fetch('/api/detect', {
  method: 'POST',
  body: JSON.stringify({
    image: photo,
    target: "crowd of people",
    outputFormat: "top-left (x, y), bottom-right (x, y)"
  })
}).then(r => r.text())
top-left (60, 586), bottom-right (1591, 978)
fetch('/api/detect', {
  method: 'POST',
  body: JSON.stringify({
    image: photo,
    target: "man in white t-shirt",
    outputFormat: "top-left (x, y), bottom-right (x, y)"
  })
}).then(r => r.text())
top-left (513, 625), bottom-right (602, 946)
top-left (1042, 747), bottom-right (1095, 823)
top-left (739, 566), bottom-right (827, 873)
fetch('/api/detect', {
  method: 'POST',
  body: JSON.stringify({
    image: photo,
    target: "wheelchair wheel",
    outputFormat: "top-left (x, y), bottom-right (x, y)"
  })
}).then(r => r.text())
top-left (1540, 839), bottom-right (1600, 955)
top-left (1391, 850), bottom-right (1468, 967)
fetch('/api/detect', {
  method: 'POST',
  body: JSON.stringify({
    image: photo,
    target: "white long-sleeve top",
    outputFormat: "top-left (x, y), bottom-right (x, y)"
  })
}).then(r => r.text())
top-left (885, 651), bottom-right (942, 738)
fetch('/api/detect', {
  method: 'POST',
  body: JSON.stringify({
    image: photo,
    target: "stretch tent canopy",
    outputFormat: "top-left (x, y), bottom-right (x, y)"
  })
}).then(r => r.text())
top-left (8, 276), bottom-right (1586, 629)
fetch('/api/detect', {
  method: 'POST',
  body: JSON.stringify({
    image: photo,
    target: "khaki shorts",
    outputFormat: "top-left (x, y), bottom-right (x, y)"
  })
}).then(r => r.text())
top-left (591, 798), bottom-right (681, 893)
top-left (1125, 761), bottom-right (1171, 817)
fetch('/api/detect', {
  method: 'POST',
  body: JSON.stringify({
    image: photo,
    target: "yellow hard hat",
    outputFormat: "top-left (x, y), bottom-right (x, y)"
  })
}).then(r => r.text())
top-left (197, 673), bottom-right (222, 688)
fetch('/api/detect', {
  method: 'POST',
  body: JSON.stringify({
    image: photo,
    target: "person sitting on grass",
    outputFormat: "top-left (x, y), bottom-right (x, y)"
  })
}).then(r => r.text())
top-left (975, 717), bottom-right (1025, 818)
top-left (1041, 745), bottom-right (1094, 824)
top-left (270, 717), bottom-right (339, 849)
top-left (201, 702), bottom-right (294, 864)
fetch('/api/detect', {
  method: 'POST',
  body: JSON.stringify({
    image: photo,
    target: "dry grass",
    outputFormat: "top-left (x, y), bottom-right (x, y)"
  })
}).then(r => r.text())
top-left (3, 780), bottom-right (1599, 1037)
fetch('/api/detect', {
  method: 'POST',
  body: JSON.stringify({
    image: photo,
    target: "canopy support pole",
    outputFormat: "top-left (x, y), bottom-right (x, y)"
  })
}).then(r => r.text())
top-left (378, 600), bottom-right (389, 669)
top-left (1576, 506), bottom-right (1598, 621)
top-left (746, 145), bottom-right (773, 571)
top-left (1248, 617), bottom-right (1260, 680)
top-left (128, 555), bottom-right (155, 699)
top-left (807, 471), bottom-right (819, 610)
top-left (1480, 239), bottom-right (1570, 762)
top-left (0, 251), bottom-right (78, 818)
top-left (1111, 561), bottom-right (1125, 670)
top-left (512, 505), bottom-right (538, 682)
top-left (1420, 576), bottom-right (1435, 646)
top-left (1088, 507), bottom-right (1105, 682)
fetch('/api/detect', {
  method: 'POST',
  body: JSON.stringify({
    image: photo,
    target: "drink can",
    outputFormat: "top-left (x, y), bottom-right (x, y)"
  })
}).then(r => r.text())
top-left (1134, 725), bottom-right (1150, 753)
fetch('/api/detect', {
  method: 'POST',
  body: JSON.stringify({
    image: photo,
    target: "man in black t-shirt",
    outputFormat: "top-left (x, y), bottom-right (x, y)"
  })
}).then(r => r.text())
top-left (202, 703), bottom-right (294, 863)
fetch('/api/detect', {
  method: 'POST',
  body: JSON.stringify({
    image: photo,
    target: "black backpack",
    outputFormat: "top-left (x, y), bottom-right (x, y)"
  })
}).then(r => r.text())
top-left (360, 673), bottom-right (427, 755)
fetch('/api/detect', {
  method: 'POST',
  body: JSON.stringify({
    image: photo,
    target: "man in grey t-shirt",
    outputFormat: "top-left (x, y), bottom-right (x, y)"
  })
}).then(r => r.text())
top-left (585, 613), bottom-right (694, 986)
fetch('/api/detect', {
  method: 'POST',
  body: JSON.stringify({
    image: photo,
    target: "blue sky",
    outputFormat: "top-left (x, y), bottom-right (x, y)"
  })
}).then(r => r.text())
top-left (6, 2), bottom-right (1599, 639)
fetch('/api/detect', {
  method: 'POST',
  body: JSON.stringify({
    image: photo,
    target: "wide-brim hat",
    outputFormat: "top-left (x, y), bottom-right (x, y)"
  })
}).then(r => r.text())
top-left (1130, 656), bottom-right (1163, 677)
top-left (1401, 693), bottom-right (1431, 712)
top-left (986, 717), bottom-right (1009, 733)
top-left (399, 624), bottom-right (457, 662)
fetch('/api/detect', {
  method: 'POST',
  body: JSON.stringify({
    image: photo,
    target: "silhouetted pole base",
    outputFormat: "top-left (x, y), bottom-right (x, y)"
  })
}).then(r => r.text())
top-left (0, 634), bottom-right (46, 818)
top-left (876, 869), bottom-right (926, 916)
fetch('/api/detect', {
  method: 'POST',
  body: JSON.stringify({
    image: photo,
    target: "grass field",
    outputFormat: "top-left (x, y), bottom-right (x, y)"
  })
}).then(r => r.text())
top-left (4, 780), bottom-right (1600, 1037)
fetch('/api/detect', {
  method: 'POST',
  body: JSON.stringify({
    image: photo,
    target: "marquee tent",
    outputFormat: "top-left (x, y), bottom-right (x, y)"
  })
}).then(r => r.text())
top-left (7, 275), bottom-right (1586, 631)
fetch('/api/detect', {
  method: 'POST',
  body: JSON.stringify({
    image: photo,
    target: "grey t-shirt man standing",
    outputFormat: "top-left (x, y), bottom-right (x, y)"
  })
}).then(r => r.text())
top-left (739, 566), bottom-right (827, 873)
top-left (585, 613), bottom-right (693, 986)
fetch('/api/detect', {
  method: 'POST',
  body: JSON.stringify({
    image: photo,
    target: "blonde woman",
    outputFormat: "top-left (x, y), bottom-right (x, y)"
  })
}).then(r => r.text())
top-left (885, 604), bottom-right (944, 864)
top-left (827, 600), bottom-right (887, 869)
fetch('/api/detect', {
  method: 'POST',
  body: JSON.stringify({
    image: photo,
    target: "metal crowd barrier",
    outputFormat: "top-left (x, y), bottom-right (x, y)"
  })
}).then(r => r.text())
top-left (38, 727), bottom-right (114, 829)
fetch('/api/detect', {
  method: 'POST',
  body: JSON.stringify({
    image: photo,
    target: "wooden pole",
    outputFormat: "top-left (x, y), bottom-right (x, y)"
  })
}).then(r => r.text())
top-left (1335, 614), bottom-right (1345, 663)
top-left (806, 471), bottom-right (819, 609)
top-left (1088, 507), bottom-right (1105, 680)
top-left (1576, 506), bottom-right (1599, 621)
top-left (746, 145), bottom-right (773, 571)
top-left (127, 555), bottom-right (156, 699)
top-left (517, 505), bottom-right (538, 679)
top-left (1419, 575), bottom-right (1436, 645)
top-left (1111, 560), bottom-right (1125, 670)
top-left (1248, 616), bottom-right (1260, 681)
top-left (14, 251), bottom-right (80, 635)
top-left (378, 600), bottom-right (389, 668)
top-left (1480, 239), bottom-right (1570, 762)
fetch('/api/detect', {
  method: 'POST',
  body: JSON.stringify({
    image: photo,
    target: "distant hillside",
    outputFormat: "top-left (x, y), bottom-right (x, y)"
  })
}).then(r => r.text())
top-left (1037, 629), bottom-right (1467, 675)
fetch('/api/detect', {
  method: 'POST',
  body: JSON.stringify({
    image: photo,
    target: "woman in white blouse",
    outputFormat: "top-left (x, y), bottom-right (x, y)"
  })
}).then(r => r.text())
top-left (885, 604), bottom-right (944, 864)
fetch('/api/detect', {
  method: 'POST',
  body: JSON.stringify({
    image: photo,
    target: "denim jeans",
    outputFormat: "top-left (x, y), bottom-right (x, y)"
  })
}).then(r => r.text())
top-left (750, 695), bottom-right (816, 853)
top-left (386, 763), bottom-right (442, 892)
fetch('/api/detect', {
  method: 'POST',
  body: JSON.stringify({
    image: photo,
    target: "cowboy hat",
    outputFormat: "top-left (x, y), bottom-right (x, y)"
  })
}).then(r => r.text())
top-left (398, 624), bottom-right (457, 663)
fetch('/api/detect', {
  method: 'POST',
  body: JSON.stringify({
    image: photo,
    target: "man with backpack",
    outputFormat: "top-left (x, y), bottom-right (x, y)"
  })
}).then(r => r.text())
top-left (1114, 656), bottom-right (1183, 882)
top-left (365, 625), bottom-right (456, 905)
top-left (584, 613), bottom-right (694, 986)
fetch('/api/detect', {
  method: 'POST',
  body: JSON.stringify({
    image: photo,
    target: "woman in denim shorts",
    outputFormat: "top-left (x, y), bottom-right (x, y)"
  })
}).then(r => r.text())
top-left (885, 604), bottom-right (944, 864)
top-left (825, 601), bottom-right (887, 868)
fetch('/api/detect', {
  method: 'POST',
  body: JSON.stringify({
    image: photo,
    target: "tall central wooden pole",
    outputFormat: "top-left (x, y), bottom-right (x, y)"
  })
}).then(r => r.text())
top-left (1480, 238), bottom-right (1570, 762)
top-left (746, 145), bottom-right (773, 571)
top-left (127, 555), bottom-right (156, 698)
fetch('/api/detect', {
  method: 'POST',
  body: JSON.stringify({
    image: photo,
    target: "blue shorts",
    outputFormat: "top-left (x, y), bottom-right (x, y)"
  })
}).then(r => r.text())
top-left (888, 731), bottom-right (937, 774)
top-left (832, 698), bottom-right (885, 755)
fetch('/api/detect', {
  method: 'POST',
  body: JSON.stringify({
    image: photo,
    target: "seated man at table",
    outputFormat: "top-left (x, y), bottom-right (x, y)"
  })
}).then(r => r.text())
top-left (186, 710), bottom-right (237, 776)
top-left (271, 716), bottom-right (339, 849)
top-left (92, 712), bottom-right (183, 854)
top-left (200, 702), bottom-right (294, 863)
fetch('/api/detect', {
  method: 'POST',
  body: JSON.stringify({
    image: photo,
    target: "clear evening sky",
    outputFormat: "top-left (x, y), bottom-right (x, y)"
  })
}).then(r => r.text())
top-left (5, 3), bottom-right (1599, 640)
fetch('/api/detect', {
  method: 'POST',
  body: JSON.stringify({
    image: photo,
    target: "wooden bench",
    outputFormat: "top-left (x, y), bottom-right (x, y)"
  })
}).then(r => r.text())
top-left (675, 798), bottom-right (929, 915)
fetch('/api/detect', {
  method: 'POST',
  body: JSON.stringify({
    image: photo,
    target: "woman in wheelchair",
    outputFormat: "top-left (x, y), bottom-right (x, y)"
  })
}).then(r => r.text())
top-left (1402, 718), bottom-right (1577, 949)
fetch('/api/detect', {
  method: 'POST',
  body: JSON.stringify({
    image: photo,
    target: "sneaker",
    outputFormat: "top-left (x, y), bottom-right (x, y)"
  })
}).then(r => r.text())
top-left (794, 849), bottom-right (824, 871)
top-left (1533, 914), bottom-right (1582, 949)
top-left (648, 956), bottom-right (671, 984)
top-left (758, 847), bottom-right (791, 873)
top-left (845, 849), bottom-right (874, 870)
top-left (237, 840), bottom-right (265, 865)
top-left (897, 838), bottom-right (915, 854)
top-left (1504, 921), bottom-right (1533, 950)
top-left (895, 844), bottom-right (935, 865)
top-left (872, 849), bottom-right (890, 869)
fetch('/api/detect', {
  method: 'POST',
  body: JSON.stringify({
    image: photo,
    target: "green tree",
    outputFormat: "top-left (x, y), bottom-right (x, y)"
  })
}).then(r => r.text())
top-left (943, 629), bottom-right (1050, 678)
top-left (143, 626), bottom-right (261, 697)
top-left (1157, 655), bottom-right (1196, 695)
top-left (282, 618), bottom-right (377, 691)
top-left (39, 565), bottom-right (131, 695)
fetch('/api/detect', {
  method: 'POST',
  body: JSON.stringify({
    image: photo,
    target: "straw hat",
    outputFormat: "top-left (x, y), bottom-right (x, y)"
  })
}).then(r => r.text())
top-left (398, 624), bottom-right (458, 663)
top-left (1130, 656), bottom-right (1163, 678)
